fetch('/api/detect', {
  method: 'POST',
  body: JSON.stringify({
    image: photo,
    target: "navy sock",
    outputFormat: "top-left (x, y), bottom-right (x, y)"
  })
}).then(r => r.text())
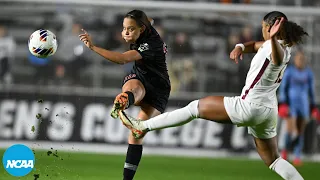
top-left (123, 144), bottom-right (143, 180)
top-left (124, 91), bottom-right (135, 109)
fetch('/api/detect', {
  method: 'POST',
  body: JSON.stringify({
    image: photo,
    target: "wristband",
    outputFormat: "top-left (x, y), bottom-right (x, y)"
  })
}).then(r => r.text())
top-left (235, 43), bottom-right (245, 51)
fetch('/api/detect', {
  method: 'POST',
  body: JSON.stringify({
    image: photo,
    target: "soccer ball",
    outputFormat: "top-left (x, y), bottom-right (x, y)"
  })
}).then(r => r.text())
top-left (28, 29), bottom-right (58, 58)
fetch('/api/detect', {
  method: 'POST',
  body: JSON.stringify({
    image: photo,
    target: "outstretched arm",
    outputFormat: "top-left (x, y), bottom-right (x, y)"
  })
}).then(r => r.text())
top-left (270, 17), bottom-right (286, 66)
top-left (79, 29), bottom-right (142, 64)
top-left (242, 41), bottom-right (265, 53)
top-left (230, 41), bottom-right (264, 63)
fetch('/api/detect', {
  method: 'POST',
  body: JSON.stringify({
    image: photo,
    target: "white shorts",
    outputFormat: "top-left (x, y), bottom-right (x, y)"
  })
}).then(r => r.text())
top-left (224, 96), bottom-right (278, 139)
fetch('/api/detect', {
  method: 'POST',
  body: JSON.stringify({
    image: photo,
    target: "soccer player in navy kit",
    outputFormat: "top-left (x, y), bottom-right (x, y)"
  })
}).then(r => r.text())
top-left (279, 50), bottom-right (319, 166)
top-left (79, 10), bottom-right (170, 180)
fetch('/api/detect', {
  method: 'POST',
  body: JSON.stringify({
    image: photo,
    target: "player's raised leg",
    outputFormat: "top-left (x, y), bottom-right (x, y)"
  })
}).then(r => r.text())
top-left (254, 137), bottom-right (304, 180)
top-left (119, 96), bottom-right (232, 138)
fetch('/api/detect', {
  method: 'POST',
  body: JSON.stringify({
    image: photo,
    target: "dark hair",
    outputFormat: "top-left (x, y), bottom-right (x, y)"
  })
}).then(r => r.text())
top-left (124, 10), bottom-right (151, 30)
top-left (263, 11), bottom-right (308, 47)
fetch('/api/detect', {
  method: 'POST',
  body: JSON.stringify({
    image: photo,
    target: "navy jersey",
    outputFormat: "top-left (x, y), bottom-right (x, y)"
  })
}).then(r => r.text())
top-left (130, 26), bottom-right (169, 85)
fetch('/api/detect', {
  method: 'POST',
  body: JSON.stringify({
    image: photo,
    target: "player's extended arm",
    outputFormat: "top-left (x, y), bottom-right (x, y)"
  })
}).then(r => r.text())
top-left (91, 47), bottom-right (142, 64)
top-left (270, 37), bottom-right (284, 66)
top-left (79, 29), bottom-right (142, 64)
top-left (242, 41), bottom-right (265, 53)
top-left (270, 18), bottom-right (285, 66)
top-left (230, 41), bottom-right (264, 63)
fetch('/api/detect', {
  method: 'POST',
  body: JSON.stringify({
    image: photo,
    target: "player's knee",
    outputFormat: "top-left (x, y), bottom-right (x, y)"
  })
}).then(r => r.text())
top-left (265, 154), bottom-right (280, 167)
top-left (186, 100), bottom-right (200, 118)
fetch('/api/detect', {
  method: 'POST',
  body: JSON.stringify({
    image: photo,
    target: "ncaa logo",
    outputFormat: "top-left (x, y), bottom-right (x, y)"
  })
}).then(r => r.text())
top-left (2, 144), bottom-right (35, 177)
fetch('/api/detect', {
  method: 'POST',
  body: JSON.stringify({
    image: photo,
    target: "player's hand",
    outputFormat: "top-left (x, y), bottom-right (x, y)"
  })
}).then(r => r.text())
top-left (79, 29), bottom-right (94, 49)
top-left (229, 46), bottom-right (243, 64)
top-left (270, 17), bottom-right (285, 38)
top-left (278, 103), bottom-right (289, 118)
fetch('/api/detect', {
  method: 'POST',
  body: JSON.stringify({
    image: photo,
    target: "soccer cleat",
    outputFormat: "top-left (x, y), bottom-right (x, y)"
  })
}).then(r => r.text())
top-left (110, 93), bottom-right (129, 119)
top-left (293, 158), bottom-right (302, 167)
top-left (281, 149), bottom-right (288, 160)
top-left (119, 111), bottom-right (148, 139)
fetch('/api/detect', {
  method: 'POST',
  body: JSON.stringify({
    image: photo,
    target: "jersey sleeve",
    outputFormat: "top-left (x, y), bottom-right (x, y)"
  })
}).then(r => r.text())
top-left (279, 66), bottom-right (291, 103)
top-left (308, 68), bottom-right (316, 106)
top-left (135, 41), bottom-right (156, 60)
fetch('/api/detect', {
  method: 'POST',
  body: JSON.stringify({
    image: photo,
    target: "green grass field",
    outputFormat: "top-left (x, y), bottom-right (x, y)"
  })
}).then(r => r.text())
top-left (0, 149), bottom-right (318, 180)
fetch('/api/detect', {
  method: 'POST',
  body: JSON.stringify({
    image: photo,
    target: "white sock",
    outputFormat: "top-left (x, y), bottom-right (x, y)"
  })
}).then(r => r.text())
top-left (143, 100), bottom-right (199, 131)
top-left (269, 157), bottom-right (304, 180)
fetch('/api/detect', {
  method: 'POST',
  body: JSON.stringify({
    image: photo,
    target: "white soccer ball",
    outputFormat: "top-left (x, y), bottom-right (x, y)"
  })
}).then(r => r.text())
top-left (28, 29), bottom-right (58, 58)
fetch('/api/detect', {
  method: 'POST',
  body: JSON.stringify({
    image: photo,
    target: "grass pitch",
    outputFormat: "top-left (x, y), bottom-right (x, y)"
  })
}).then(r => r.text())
top-left (0, 149), bottom-right (318, 180)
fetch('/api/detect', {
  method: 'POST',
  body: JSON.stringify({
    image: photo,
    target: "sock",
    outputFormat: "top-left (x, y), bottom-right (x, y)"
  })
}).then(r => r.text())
top-left (293, 135), bottom-right (304, 159)
top-left (269, 157), bottom-right (304, 180)
top-left (124, 91), bottom-right (135, 109)
top-left (143, 100), bottom-right (199, 131)
top-left (284, 132), bottom-right (292, 150)
top-left (123, 144), bottom-right (143, 180)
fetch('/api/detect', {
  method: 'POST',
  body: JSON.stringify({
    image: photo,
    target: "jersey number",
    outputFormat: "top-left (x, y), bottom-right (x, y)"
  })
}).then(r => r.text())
top-left (275, 65), bottom-right (287, 83)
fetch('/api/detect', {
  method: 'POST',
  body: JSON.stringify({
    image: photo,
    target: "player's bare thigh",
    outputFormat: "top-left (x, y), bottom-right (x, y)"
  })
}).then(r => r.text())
top-left (254, 136), bottom-right (279, 166)
top-left (122, 79), bottom-right (146, 106)
top-left (198, 96), bottom-right (232, 124)
top-left (128, 102), bottom-right (161, 144)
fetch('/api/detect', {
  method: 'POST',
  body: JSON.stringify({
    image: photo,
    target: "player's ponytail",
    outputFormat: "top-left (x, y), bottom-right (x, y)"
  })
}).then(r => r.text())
top-left (125, 10), bottom-right (152, 30)
top-left (263, 11), bottom-right (308, 47)
top-left (278, 20), bottom-right (308, 47)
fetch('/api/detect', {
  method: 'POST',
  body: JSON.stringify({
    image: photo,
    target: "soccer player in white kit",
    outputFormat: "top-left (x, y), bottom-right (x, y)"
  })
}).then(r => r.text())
top-left (118, 11), bottom-right (308, 180)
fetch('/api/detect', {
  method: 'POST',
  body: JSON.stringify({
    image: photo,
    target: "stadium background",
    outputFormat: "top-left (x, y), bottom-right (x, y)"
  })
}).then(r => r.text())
top-left (0, 0), bottom-right (320, 179)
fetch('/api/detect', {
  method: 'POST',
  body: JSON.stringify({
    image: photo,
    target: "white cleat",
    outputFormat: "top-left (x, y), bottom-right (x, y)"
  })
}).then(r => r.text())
top-left (119, 111), bottom-right (148, 139)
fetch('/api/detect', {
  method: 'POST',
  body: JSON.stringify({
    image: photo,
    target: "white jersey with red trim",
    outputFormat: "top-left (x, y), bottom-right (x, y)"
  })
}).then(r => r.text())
top-left (240, 40), bottom-right (292, 108)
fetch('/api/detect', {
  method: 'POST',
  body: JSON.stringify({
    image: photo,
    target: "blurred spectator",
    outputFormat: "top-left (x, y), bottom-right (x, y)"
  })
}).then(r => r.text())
top-left (0, 25), bottom-right (16, 85)
top-left (55, 23), bottom-right (88, 86)
top-left (240, 25), bottom-right (253, 43)
top-left (172, 59), bottom-right (197, 92)
top-left (171, 32), bottom-right (193, 56)
top-left (227, 32), bottom-right (240, 54)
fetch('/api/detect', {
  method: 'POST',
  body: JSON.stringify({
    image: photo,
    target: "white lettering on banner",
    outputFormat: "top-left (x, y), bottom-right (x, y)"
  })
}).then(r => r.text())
top-left (81, 104), bottom-right (109, 141)
top-left (47, 103), bottom-right (75, 141)
top-left (0, 100), bottom-right (15, 139)
top-left (6, 160), bottom-right (34, 168)
top-left (40, 102), bottom-right (52, 120)
top-left (231, 126), bottom-right (247, 149)
top-left (143, 130), bottom-right (160, 146)
top-left (86, 104), bottom-right (105, 141)
top-left (14, 101), bottom-right (40, 140)
top-left (180, 120), bottom-right (204, 147)
top-left (203, 121), bottom-right (223, 148)
top-left (159, 128), bottom-right (179, 146)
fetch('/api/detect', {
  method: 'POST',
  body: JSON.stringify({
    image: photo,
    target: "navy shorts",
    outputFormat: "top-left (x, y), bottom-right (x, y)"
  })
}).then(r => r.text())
top-left (123, 71), bottom-right (170, 113)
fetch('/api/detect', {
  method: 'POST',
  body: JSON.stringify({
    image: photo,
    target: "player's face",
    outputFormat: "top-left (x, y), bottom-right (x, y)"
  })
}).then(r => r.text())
top-left (261, 21), bottom-right (270, 41)
top-left (122, 18), bottom-right (144, 43)
top-left (294, 52), bottom-right (306, 69)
